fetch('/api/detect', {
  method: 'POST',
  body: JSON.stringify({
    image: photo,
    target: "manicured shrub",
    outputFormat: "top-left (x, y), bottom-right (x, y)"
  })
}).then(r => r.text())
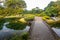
top-left (46, 19), bottom-right (55, 25)
top-left (42, 16), bottom-right (50, 21)
top-left (19, 18), bottom-right (27, 23)
top-left (24, 14), bottom-right (35, 21)
top-left (35, 14), bottom-right (41, 17)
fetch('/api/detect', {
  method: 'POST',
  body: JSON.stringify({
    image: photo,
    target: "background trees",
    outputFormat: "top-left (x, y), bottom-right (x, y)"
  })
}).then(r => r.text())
top-left (0, 0), bottom-right (26, 16)
top-left (4, 0), bottom-right (26, 8)
top-left (0, 0), bottom-right (60, 17)
top-left (45, 1), bottom-right (60, 17)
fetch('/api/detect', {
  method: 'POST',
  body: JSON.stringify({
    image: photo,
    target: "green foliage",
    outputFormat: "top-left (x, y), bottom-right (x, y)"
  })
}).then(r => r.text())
top-left (45, 1), bottom-right (60, 16)
top-left (24, 14), bottom-right (35, 21)
top-left (3, 8), bottom-right (13, 16)
top-left (0, 0), bottom-right (26, 16)
top-left (0, 18), bottom-right (5, 30)
top-left (0, 18), bottom-right (20, 30)
top-left (0, 6), bottom-right (4, 15)
top-left (31, 7), bottom-right (43, 14)
top-left (5, 0), bottom-right (26, 8)
top-left (0, 0), bottom-right (60, 29)
top-left (45, 17), bottom-right (60, 28)
top-left (3, 7), bottom-right (24, 16)
top-left (40, 12), bottom-right (47, 17)
top-left (21, 32), bottom-right (29, 40)
top-left (34, 14), bottom-right (41, 17)
top-left (42, 16), bottom-right (50, 20)
top-left (0, 18), bottom-right (28, 30)
top-left (6, 21), bottom-right (27, 30)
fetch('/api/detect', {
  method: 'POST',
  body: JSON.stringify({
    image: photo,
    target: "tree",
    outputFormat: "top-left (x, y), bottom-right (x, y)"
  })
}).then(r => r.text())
top-left (0, 6), bottom-right (4, 16)
top-left (45, 1), bottom-right (60, 17)
top-left (31, 7), bottom-right (43, 14)
top-left (4, 0), bottom-right (26, 8)
top-left (2, 0), bottom-right (27, 16)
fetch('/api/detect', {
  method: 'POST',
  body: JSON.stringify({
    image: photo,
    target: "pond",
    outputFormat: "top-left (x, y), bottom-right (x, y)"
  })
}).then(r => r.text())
top-left (2, 22), bottom-right (30, 32)
top-left (0, 22), bottom-right (30, 38)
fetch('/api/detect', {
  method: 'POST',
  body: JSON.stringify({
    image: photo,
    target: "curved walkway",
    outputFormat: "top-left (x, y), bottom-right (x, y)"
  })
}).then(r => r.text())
top-left (29, 17), bottom-right (58, 40)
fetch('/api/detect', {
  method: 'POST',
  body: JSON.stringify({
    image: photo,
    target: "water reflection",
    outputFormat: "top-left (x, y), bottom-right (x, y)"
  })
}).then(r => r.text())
top-left (2, 22), bottom-right (13, 30)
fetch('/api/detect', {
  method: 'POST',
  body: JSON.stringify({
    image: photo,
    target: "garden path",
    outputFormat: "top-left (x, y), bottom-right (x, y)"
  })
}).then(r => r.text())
top-left (29, 17), bottom-right (58, 40)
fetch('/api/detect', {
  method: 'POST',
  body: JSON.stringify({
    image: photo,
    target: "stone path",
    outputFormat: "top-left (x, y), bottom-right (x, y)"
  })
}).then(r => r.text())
top-left (29, 17), bottom-right (58, 40)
